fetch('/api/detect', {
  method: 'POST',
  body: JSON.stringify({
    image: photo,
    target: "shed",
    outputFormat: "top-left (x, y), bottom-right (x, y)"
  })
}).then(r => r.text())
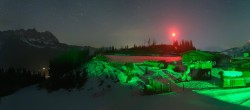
top-left (214, 53), bottom-right (231, 67)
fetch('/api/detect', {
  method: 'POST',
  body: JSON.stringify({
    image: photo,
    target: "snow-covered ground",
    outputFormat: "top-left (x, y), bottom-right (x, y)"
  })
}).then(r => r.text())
top-left (0, 85), bottom-right (249, 110)
top-left (2, 56), bottom-right (249, 110)
top-left (1, 64), bottom-right (249, 110)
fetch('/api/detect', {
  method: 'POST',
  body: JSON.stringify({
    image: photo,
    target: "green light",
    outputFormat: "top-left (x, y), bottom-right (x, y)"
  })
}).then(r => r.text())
top-left (117, 72), bottom-right (128, 83)
top-left (223, 71), bottom-right (243, 77)
top-left (194, 88), bottom-right (250, 108)
top-left (144, 78), bottom-right (170, 94)
top-left (193, 61), bottom-right (213, 69)
top-left (182, 50), bottom-right (214, 64)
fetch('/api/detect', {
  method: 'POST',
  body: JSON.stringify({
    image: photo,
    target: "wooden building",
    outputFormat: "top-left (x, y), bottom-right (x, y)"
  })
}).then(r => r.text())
top-left (219, 71), bottom-right (250, 88)
top-left (182, 50), bottom-right (214, 80)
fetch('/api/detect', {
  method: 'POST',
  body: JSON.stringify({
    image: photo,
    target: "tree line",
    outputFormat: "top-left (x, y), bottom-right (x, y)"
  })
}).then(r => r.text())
top-left (0, 68), bottom-right (44, 97)
top-left (40, 48), bottom-right (90, 92)
top-left (103, 38), bottom-right (196, 55)
top-left (0, 48), bottom-right (92, 97)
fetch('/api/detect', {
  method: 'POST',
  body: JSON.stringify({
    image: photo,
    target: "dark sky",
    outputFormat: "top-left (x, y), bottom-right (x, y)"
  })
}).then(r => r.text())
top-left (1, 0), bottom-right (250, 50)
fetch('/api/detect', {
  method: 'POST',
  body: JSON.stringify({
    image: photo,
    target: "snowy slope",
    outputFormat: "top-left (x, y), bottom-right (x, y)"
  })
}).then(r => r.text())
top-left (0, 85), bottom-right (249, 110)
top-left (1, 63), bottom-right (250, 110)
top-left (194, 87), bottom-right (250, 108)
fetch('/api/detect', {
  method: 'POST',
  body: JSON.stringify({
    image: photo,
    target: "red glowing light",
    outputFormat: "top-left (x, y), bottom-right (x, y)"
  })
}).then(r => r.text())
top-left (172, 33), bottom-right (176, 37)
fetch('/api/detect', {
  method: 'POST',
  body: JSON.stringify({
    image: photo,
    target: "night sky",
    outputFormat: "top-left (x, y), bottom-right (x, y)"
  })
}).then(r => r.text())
top-left (1, 0), bottom-right (250, 50)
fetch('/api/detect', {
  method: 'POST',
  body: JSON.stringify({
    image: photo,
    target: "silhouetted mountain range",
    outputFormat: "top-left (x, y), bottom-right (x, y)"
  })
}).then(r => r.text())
top-left (222, 42), bottom-right (250, 57)
top-left (0, 29), bottom-right (96, 70)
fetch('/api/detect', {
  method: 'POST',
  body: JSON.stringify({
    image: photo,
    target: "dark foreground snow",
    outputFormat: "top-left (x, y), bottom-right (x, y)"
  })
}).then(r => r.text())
top-left (0, 84), bottom-right (249, 110)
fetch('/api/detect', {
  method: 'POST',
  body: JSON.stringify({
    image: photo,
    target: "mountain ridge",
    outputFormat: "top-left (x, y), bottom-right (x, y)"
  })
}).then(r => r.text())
top-left (222, 42), bottom-right (250, 57)
top-left (0, 29), bottom-right (96, 70)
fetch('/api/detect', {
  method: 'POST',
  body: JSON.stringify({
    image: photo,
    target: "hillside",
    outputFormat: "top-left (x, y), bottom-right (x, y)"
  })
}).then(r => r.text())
top-left (1, 81), bottom-right (250, 110)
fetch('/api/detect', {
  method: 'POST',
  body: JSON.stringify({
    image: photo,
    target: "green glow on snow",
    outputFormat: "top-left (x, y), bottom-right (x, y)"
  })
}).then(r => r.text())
top-left (222, 71), bottom-right (243, 77)
top-left (194, 88), bottom-right (250, 108)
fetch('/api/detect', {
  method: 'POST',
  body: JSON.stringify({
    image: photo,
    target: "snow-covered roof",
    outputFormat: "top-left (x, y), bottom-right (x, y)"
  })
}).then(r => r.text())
top-left (223, 71), bottom-right (243, 77)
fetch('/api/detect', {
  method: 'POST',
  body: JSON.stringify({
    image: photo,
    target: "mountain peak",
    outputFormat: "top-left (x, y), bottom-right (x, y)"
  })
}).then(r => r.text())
top-left (222, 41), bottom-right (250, 57)
top-left (0, 29), bottom-right (59, 48)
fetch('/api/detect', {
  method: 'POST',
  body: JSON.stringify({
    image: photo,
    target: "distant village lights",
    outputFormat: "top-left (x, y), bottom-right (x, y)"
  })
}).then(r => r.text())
top-left (41, 67), bottom-right (50, 79)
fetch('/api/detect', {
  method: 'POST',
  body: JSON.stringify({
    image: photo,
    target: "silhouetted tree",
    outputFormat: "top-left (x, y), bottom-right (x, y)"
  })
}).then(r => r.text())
top-left (189, 40), bottom-right (195, 49)
top-left (0, 67), bottom-right (44, 97)
top-left (49, 48), bottom-right (89, 79)
top-left (148, 38), bottom-right (151, 46)
top-left (133, 43), bottom-right (137, 48)
top-left (45, 48), bottom-right (90, 91)
top-left (152, 39), bottom-right (156, 46)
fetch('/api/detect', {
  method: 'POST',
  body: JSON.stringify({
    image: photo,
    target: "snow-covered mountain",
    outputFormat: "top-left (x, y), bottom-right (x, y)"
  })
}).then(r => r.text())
top-left (0, 29), bottom-right (96, 70)
top-left (222, 42), bottom-right (250, 57)
top-left (19, 31), bottom-right (59, 48)
top-left (0, 29), bottom-right (61, 48)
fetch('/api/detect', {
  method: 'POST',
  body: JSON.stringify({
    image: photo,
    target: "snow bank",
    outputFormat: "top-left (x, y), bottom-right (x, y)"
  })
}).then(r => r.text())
top-left (1, 86), bottom-right (249, 110)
